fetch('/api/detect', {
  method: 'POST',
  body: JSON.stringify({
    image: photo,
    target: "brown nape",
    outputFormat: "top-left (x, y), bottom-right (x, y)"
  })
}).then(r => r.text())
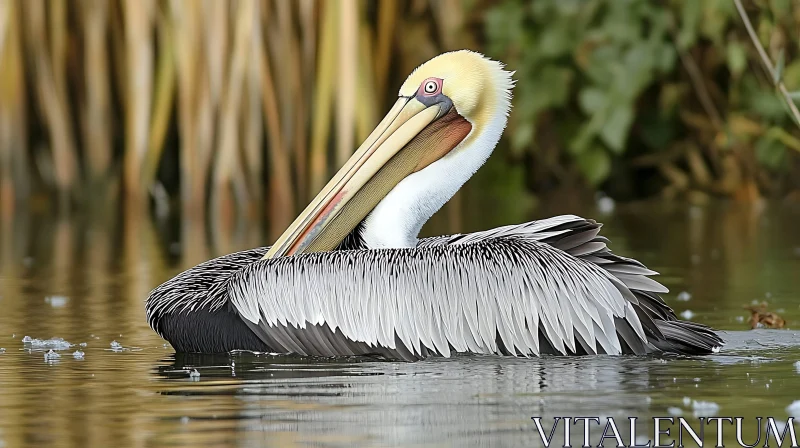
top-left (301, 107), bottom-right (473, 254)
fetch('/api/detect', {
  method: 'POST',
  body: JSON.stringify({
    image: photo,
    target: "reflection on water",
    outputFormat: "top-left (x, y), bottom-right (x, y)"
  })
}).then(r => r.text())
top-left (1, 200), bottom-right (800, 447)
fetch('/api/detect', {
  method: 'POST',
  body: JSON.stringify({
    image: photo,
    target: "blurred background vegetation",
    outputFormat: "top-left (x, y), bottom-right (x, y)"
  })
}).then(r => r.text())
top-left (1, 0), bottom-right (799, 240)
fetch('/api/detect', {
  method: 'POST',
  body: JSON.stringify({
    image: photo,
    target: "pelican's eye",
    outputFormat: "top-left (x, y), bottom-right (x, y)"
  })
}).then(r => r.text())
top-left (419, 78), bottom-right (442, 96)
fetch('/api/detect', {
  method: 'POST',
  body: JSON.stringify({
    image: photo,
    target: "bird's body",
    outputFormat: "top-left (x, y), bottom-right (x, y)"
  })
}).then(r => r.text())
top-left (147, 215), bottom-right (721, 360)
top-left (146, 50), bottom-right (723, 359)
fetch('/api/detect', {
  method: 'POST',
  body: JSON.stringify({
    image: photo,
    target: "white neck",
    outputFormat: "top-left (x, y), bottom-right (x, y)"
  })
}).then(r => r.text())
top-left (361, 112), bottom-right (508, 249)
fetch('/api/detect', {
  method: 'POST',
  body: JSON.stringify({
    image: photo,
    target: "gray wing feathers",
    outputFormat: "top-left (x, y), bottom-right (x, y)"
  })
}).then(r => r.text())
top-left (226, 215), bottom-right (655, 360)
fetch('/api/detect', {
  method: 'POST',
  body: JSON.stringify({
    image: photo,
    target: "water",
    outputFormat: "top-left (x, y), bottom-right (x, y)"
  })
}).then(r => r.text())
top-left (1, 200), bottom-right (800, 447)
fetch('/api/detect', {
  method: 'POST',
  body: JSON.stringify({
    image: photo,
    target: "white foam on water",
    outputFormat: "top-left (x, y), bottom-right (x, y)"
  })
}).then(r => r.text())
top-left (667, 407), bottom-right (682, 416)
top-left (787, 401), bottom-right (800, 418)
top-left (44, 350), bottom-right (60, 361)
top-left (73, 350), bottom-right (85, 359)
top-left (44, 296), bottom-right (68, 307)
top-left (676, 291), bottom-right (692, 302)
top-left (692, 400), bottom-right (720, 417)
top-left (22, 336), bottom-right (73, 350)
top-left (680, 310), bottom-right (695, 320)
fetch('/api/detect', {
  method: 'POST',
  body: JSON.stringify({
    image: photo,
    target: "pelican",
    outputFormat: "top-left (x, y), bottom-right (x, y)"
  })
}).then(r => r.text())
top-left (146, 50), bottom-right (723, 360)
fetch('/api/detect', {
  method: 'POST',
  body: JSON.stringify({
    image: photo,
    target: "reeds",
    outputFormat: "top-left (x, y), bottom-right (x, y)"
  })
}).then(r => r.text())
top-left (0, 0), bottom-right (460, 236)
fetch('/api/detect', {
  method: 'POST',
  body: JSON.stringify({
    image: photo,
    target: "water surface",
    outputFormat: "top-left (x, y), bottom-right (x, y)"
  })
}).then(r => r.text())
top-left (1, 200), bottom-right (800, 447)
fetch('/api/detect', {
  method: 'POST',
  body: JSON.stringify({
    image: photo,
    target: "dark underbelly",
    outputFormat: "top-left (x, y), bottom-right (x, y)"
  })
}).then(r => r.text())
top-left (158, 303), bottom-right (272, 353)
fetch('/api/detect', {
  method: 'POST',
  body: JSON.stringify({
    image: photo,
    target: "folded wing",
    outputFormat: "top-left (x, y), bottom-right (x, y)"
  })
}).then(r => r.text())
top-left (226, 216), bottom-right (707, 361)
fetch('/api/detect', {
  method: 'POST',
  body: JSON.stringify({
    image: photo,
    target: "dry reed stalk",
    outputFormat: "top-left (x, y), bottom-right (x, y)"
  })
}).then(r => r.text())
top-left (0, 0), bottom-right (9, 213)
top-left (122, 0), bottom-right (155, 199)
top-left (433, 0), bottom-right (470, 49)
top-left (144, 10), bottom-right (176, 190)
top-left (298, 1), bottom-right (317, 108)
top-left (265, 1), bottom-right (305, 210)
top-left (283, 3), bottom-right (308, 205)
top-left (336, 0), bottom-right (357, 167)
top-left (170, 0), bottom-right (203, 217)
top-left (297, 0), bottom-right (317, 202)
top-left (256, 3), bottom-right (294, 238)
top-left (211, 0), bottom-right (254, 217)
top-left (203, 0), bottom-right (227, 110)
top-left (81, 0), bottom-right (112, 182)
top-left (0, 0), bottom-right (8, 63)
top-left (267, 1), bottom-right (293, 157)
top-left (49, 0), bottom-right (67, 94)
top-left (109, 1), bottom-right (128, 107)
top-left (0, 0), bottom-right (28, 215)
top-left (185, 4), bottom-right (217, 218)
top-left (24, 0), bottom-right (78, 204)
top-left (279, 1), bottom-right (309, 205)
top-left (356, 23), bottom-right (377, 143)
top-left (309, 0), bottom-right (337, 195)
top-left (373, 0), bottom-right (396, 104)
top-left (243, 18), bottom-right (264, 209)
top-left (193, 70), bottom-right (214, 214)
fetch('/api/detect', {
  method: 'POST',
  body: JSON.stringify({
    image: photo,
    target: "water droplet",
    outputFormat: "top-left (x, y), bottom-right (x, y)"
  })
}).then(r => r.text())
top-left (44, 350), bottom-right (60, 361)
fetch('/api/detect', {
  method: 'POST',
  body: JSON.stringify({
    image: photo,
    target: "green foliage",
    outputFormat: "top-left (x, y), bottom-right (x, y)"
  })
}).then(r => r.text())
top-left (485, 0), bottom-right (800, 195)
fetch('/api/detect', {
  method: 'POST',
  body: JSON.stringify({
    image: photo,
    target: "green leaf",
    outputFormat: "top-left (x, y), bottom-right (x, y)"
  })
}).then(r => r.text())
top-left (726, 42), bottom-right (747, 77)
top-left (570, 111), bottom-right (606, 156)
top-left (656, 44), bottom-right (677, 73)
top-left (677, 0), bottom-right (701, 49)
top-left (781, 61), bottom-right (800, 90)
top-left (511, 121), bottom-right (535, 153)
top-left (774, 49), bottom-right (785, 84)
top-left (755, 133), bottom-right (786, 169)
top-left (770, 0), bottom-right (791, 16)
top-left (537, 65), bottom-right (574, 108)
top-left (699, 0), bottom-right (733, 44)
top-left (743, 77), bottom-right (786, 120)
top-left (538, 23), bottom-right (573, 57)
top-left (578, 88), bottom-right (608, 115)
top-left (576, 146), bottom-right (611, 186)
top-left (600, 104), bottom-right (634, 154)
top-left (569, 122), bottom-right (596, 156)
top-left (639, 111), bottom-right (676, 150)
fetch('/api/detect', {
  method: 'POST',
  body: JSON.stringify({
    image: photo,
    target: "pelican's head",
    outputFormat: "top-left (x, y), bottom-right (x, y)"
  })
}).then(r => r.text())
top-left (398, 50), bottom-right (514, 134)
top-left (265, 50), bottom-right (515, 258)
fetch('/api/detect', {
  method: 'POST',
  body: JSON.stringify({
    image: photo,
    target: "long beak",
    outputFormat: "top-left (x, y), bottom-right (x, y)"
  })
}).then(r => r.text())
top-left (262, 97), bottom-right (451, 259)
